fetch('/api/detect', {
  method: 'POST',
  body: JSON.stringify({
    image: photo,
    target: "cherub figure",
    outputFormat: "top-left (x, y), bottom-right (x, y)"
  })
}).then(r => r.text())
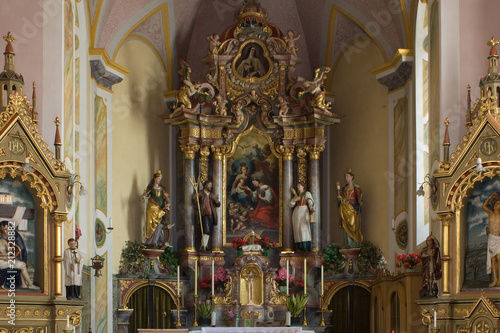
top-left (207, 34), bottom-right (220, 55)
top-left (284, 30), bottom-right (301, 56)
top-left (234, 211), bottom-right (249, 232)
top-left (228, 202), bottom-right (241, 232)
top-left (277, 96), bottom-right (289, 117)
top-left (214, 93), bottom-right (227, 116)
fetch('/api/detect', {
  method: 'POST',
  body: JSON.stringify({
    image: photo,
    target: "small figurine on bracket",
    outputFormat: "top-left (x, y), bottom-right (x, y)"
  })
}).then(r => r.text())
top-left (141, 170), bottom-right (174, 249)
top-left (289, 182), bottom-right (315, 252)
top-left (420, 234), bottom-right (442, 298)
top-left (193, 180), bottom-right (221, 251)
top-left (64, 238), bottom-right (82, 300)
top-left (284, 30), bottom-right (301, 56)
top-left (214, 93), bottom-right (228, 116)
top-left (337, 170), bottom-right (363, 248)
top-left (207, 34), bottom-right (220, 55)
top-left (277, 96), bottom-right (289, 117)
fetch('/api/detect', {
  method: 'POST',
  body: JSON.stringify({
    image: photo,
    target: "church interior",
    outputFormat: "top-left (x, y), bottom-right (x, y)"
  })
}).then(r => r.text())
top-left (1, 0), bottom-right (500, 332)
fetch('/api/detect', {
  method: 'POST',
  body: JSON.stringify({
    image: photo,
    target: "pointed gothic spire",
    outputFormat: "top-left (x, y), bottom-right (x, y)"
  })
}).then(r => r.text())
top-left (3, 32), bottom-right (15, 74)
top-left (487, 36), bottom-right (499, 75)
top-left (443, 118), bottom-right (450, 162)
top-left (32, 82), bottom-right (38, 124)
top-left (54, 117), bottom-right (61, 161)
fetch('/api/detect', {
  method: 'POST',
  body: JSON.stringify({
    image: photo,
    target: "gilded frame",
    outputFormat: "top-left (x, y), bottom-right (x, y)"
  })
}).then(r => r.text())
top-left (223, 125), bottom-right (282, 247)
top-left (232, 39), bottom-right (273, 83)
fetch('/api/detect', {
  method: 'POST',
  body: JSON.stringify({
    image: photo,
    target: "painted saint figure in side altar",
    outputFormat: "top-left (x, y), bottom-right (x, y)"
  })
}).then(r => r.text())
top-left (289, 182), bottom-right (315, 252)
top-left (247, 177), bottom-right (278, 228)
top-left (337, 170), bottom-right (363, 247)
top-left (141, 170), bottom-right (173, 249)
top-left (482, 192), bottom-right (500, 287)
top-left (193, 181), bottom-right (221, 251)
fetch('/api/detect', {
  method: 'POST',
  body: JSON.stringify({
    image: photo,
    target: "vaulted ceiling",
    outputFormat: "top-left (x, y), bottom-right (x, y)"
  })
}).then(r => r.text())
top-left (88, 0), bottom-right (415, 88)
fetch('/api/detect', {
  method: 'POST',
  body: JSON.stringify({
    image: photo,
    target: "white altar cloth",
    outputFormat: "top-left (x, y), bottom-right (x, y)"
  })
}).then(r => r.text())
top-left (192, 328), bottom-right (314, 333)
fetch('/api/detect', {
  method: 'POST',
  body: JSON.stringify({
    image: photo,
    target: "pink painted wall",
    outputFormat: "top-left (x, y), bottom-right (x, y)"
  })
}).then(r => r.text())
top-left (2, 0), bottom-right (44, 123)
top-left (459, 0), bottom-right (500, 122)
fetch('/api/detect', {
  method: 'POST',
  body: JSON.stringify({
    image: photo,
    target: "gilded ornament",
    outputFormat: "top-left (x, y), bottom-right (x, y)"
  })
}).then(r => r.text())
top-left (24, 309), bottom-right (32, 316)
top-left (261, 76), bottom-right (279, 100)
top-left (0, 147), bottom-right (6, 156)
top-left (43, 309), bottom-right (50, 317)
top-left (282, 146), bottom-right (294, 161)
top-left (200, 128), bottom-right (222, 139)
top-left (199, 146), bottom-right (210, 184)
top-left (15, 309), bottom-right (21, 316)
top-left (51, 213), bottom-right (68, 226)
top-left (296, 147), bottom-right (307, 184)
top-left (225, 76), bottom-right (245, 100)
top-left (57, 308), bottom-right (65, 316)
top-left (180, 144), bottom-right (200, 160)
top-left (306, 145), bottom-right (325, 160)
top-left (33, 309), bottom-right (40, 316)
top-left (70, 310), bottom-right (82, 327)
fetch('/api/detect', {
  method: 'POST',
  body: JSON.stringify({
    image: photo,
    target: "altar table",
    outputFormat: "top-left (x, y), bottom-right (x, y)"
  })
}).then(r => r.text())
top-left (195, 328), bottom-right (315, 333)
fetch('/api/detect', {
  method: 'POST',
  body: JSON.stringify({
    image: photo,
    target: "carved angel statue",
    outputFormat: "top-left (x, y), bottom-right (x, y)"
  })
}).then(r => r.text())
top-left (277, 96), bottom-right (289, 117)
top-left (207, 34), bottom-right (220, 55)
top-left (170, 60), bottom-right (215, 117)
top-left (298, 67), bottom-right (332, 112)
top-left (214, 93), bottom-right (227, 116)
top-left (284, 30), bottom-right (301, 56)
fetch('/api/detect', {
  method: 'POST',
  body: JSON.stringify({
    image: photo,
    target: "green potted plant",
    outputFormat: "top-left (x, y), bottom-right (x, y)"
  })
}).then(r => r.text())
top-left (358, 241), bottom-right (382, 277)
top-left (286, 294), bottom-right (307, 325)
top-left (196, 302), bottom-right (215, 326)
top-left (118, 241), bottom-right (146, 276)
top-left (158, 246), bottom-right (180, 276)
top-left (322, 243), bottom-right (345, 274)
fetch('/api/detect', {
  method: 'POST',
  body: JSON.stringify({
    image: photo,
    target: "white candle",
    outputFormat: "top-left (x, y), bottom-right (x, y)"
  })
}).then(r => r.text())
top-left (211, 311), bottom-right (216, 326)
top-left (286, 260), bottom-right (289, 295)
top-left (194, 259), bottom-right (198, 296)
top-left (285, 312), bottom-right (291, 326)
top-left (434, 311), bottom-right (437, 328)
top-left (321, 265), bottom-right (324, 296)
top-left (392, 219), bottom-right (394, 229)
top-left (66, 315), bottom-right (69, 328)
top-left (177, 265), bottom-right (180, 295)
top-left (303, 257), bottom-right (307, 294)
top-left (109, 218), bottom-right (113, 228)
top-left (211, 260), bottom-right (215, 295)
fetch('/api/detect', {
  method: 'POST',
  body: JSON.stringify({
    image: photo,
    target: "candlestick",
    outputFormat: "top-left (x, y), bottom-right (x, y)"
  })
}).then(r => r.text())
top-left (194, 258), bottom-right (198, 296)
top-left (285, 312), bottom-right (291, 326)
top-left (434, 311), bottom-right (437, 328)
top-left (320, 294), bottom-right (325, 326)
top-left (302, 294), bottom-right (308, 326)
top-left (177, 265), bottom-right (180, 295)
top-left (303, 257), bottom-right (307, 294)
top-left (286, 260), bottom-right (289, 295)
top-left (193, 294), bottom-right (199, 326)
top-left (176, 294), bottom-right (182, 327)
top-left (211, 311), bottom-right (216, 326)
top-left (321, 265), bottom-right (324, 296)
top-left (211, 259), bottom-right (215, 295)
top-left (66, 315), bottom-right (69, 329)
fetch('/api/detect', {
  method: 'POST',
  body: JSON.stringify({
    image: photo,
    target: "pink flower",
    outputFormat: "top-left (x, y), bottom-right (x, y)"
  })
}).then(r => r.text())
top-left (404, 262), bottom-right (410, 269)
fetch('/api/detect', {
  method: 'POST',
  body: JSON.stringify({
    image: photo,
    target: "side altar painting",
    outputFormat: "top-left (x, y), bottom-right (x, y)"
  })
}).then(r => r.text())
top-left (225, 128), bottom-right (280, 246)
top-left (464, 176), bottom-right (500, 289)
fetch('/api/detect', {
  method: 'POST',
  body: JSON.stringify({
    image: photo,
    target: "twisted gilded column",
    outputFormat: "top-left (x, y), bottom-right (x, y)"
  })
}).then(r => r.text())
top-left (306, 145), bottom-right (324, 252)
top-left (438, 212), bottom-right (453, 295)
top-left (181, 144), bottom-right (199, 251)
top-left (211, 145), bottom-right (226, 252)
top-left (199, 145), bottom-right (210, 184)
top-left (282, 146), bottom-right (294, 252)
top-left (296, 147), bottom-right (307, 184)
top-left (51, 212), bottom-right (67, 297)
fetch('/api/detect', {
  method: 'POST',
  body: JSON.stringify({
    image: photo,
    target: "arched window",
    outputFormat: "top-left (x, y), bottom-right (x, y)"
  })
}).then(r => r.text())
top-left (415, 1), bottom-right (430, 245)
top-left (390, 292), bottom-right (401, 332)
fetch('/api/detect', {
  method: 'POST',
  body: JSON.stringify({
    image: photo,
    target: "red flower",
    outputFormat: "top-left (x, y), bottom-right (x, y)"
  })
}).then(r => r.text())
top-left (404, 262), bottom-right (410, 269)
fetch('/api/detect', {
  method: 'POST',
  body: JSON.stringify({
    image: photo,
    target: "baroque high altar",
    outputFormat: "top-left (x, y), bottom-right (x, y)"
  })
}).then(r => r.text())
top-left (121, 0), bottom-right (340, 331)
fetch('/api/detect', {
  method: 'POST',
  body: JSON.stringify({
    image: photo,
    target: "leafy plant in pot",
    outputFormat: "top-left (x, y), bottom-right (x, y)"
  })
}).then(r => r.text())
top-left (118, 241), bottom-right (146, 277)
top-left (286, 294), bottom-right (307, 325)
top-left (158, 246), bottom-right (180, 276)
top-left (196, 302), bottom-right (215, 326)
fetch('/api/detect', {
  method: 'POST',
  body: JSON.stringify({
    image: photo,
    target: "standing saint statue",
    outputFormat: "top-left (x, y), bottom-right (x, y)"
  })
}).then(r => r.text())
top-left (482, 192), bottom-right (500, 287)
top-left (420, 234), bottom-right (442, 297)
top-left (337, 170), bottom-right (363, 247)
top-left (289, 182), bottom-right (315, 252)
top-left (141, 170), bottom-right (173, 248)
top-left (192, 180), bottom-right (220, 251)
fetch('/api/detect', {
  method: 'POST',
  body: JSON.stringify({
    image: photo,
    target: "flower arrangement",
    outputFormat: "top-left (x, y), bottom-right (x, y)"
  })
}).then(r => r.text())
top-left (223, 309), bottom-right (235, 320)
top-left (198, 268), bottom-right (228, 294)
top-left (396, 253), bottom-right (421, 269)
top-left (75, 224), bottom-right (82, 240)
top-left (232, 237), bottom-right (251, 251)
top-left (214, 267), bottom-right (228, 293)
top-left (275, 268), bottom-right (291, 287)
top-left (289, 277), bottom-right (304, 294)
top-left (254, 236), bottom-right (277, 251)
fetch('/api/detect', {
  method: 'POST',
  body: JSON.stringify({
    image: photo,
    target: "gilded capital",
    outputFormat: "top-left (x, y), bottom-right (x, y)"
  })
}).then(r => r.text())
top-left (306, 145), bottom-right (325, 160)
top-left (211, 145), bottom-right (229, 160)
top-left (180, 144), bottom-right (200, 159)
top-left (438, 212), bottom-right (454, 227)
top-left (51, 212), bottom-right (68, 226)
top-left (282, 146), bottom-right (294, 161)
